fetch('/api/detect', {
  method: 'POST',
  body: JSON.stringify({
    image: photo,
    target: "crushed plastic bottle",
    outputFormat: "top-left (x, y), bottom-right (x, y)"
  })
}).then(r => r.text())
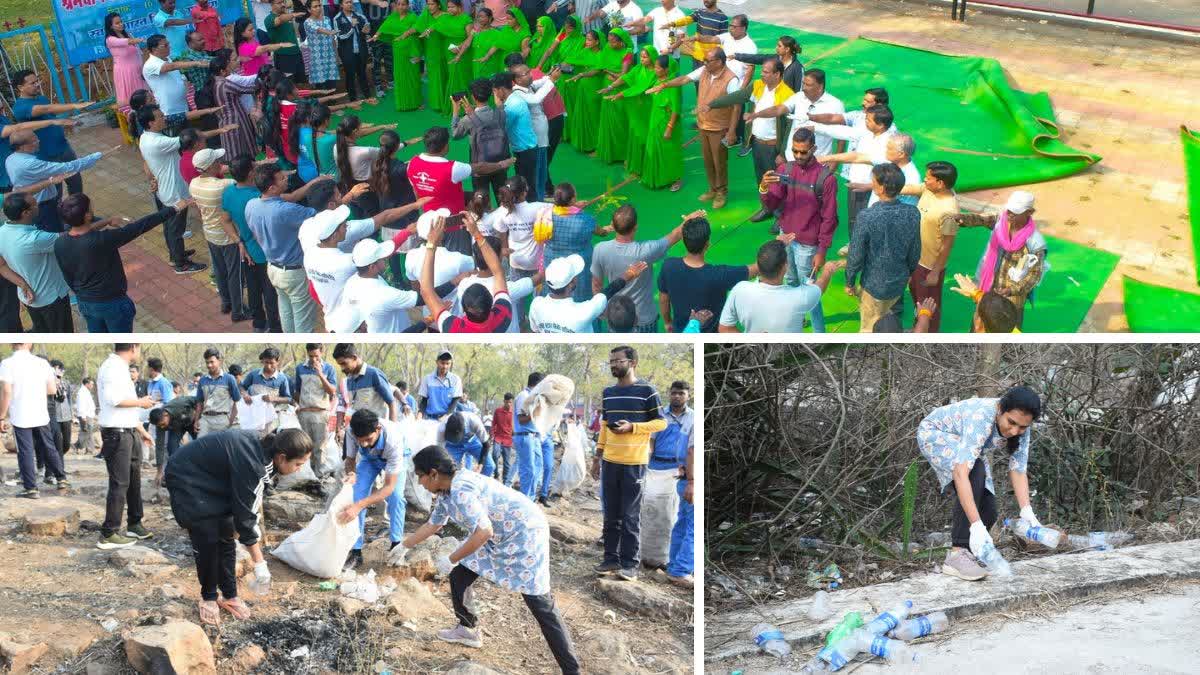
top-left (750, 623), bottom-right (791, 658)
top-left (1066, 531), bottom-right (1134, 551)
top-left (865, 600), bottom-right (913, 635)
top-left (1005, 518), bottom-right (1062, 549)
top-left (865, 633), bottom-right (920, 666)
top-left (822, 629), bottom-right (869, 670)
top-left (890, 611), bottom-right (949, 641)
top-left (977, 540), bottom-right (1013, 577)
top-left (800, 656), bottom-right (831, 673)
top-left (807, 563), bottom-right (844, 590)
top-left (816, 612), bottom-right (864, 666)
top-left (808, 590), bottom-right (835, 621)
top-left (317, 581), bottom-right (338, 591)
top-left (796, 537), bottom-right (826, 549)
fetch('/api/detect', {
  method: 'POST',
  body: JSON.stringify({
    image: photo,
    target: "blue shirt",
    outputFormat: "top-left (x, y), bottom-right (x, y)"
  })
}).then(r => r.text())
top-left (502, 95), bottom-right (537, 153)
top-left (242, 369), bottom-right (293, 411)
top-left (297, 126), bottom-right (319, 182)
top-left (153, 9), bottom-right (193, 58)
top-left (147, 375), bottom-right (175, 406)
top-left (0, 117), bottom-right (13, 190)
top-left (197, 372), bottom-right (241, 412)
top-left (650, 405), bottom-right (694, 470)
top-left (345, 364), bottom-right (394, 418)
top-left (221, 184), bottom-right (267, 264)
top-left (418, 372), bottom-right (463, 418)
top-left (12, 97), bottom-right (69, 158)
top-left (5, 151), bottom-right (103, 203)
top-left (245, 196), bottom-right (316, 267)
top-left (0, 222), bottom-right (68, 307)
top-left (294, 361), bottom-right (338, 409)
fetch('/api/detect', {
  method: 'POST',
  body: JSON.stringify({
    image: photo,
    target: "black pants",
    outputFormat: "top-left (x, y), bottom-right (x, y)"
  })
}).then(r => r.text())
top-left (514, 148), bottom-right (538, 196)
top-left (187, 515), bottom-right (238, 601)
top-left (950, 457), bottom-right (997, 549)
top-left (27, 295), bottom-right (74, 333)
top-left (14, 425), bottom-right (63, 489)
top-left (244, 260), bottom-right (282, 332)
top-left (847, 188), bottom-right (872, 240)
top-left (449, 565), bottom-right (580, 675)
top-left (472, 169), bottom-right (508, 206)
top-left (101, 428), bottom-right (143, 538)
top-left (750, 138), bottom-right (778, 187)
top-left (209, 242), bottom-right (246, 318)
top-left (274, 51), bottom-right (306, 84)
top-left (163, 204), bottom-right (189, 267)
top-left (600, 459), bottom-right (645, 569)
top-left (58, 420), bottom-right (72, 458)
top-left (546, 115), bottom-right (565, 193)
top-left (341, 51), bottom-right (371, 101)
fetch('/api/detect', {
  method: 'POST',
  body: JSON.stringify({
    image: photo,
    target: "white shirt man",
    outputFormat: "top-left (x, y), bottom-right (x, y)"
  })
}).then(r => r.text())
top-left (142, 54), bottom-right (188, 117)
top-left (75, 382), bottom-right (96, 421)
top-left (335, 239), bottom-right (424, 333)
top-left (601, 0), bottom-right (644, 28)
top-left (98, 352), bottom-right (143, 430)
top-left (0, 346), bottom-right (59, 491)
top-left (809, 121), bottom-right (895, 186)
top-left (751, 83), bottom-right (786, 142)
top-left (139, 129), bottom-right (189, 206)
top-left (299, 206), bottom-right (377, 324)
top-left (529, 254), bottom-right (612, 333)
top-left (782, 90), bottom-right (845, 159)
top-left (642, 3), bottom-right (686, 55)
top-left (717, 32), bottom-right (757, 88)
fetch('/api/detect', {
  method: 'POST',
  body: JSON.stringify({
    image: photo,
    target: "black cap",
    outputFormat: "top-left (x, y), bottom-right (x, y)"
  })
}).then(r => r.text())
top-left (437, 350), bottom-right (453, 361)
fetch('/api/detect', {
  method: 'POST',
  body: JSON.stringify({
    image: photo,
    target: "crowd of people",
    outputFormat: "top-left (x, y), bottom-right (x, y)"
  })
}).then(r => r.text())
top-left (0, 343), bottom-right (693, 664)
top-left (0, 0), bottom-right (1047, 332)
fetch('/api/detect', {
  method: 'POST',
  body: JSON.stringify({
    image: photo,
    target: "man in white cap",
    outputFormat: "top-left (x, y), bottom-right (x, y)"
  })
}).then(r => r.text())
top-left (418, 212), bottom-right (515, 333)
top-left (300, 196), bottom-right (431, 329)
top-left (404, 209), bottom-right (477, 309)
top-left (454, 233), bottom-right (544, 334)
top-left (951, 190), bottom-right (1046, 331)
top-left (189, 147), bottom-right (248, 323)
top-left (332, 239), bottom-right (456, 333)
top-left (529, 254), bottom-right (647, 333)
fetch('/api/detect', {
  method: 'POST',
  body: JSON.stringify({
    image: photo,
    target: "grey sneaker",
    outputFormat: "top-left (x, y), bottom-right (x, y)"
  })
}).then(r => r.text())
top-left (617, 567), bottom-right (639, 581)
top-left (594, 561), bottom-right (620, 576)
top-left (437, 624), bottom-right (483, 648)
top-left (942, 548), bottom-right (989, 581)
top-left (17, 488), bottom-right (40, 499)
top-left (97, 533), bottom-right (138, 550)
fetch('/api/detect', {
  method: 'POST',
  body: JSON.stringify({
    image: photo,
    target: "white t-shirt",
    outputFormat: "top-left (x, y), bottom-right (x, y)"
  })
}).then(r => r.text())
top-left (528, 293), bottom-right (608, 333)
top-left (644, 6), bottom-right (686, 54)
top-left (602, 1), bottom-right (644, 26)
top-left (142, 55), bottom-right (188, 116)
top-left (687, 66), bottom-right (742, 94)
top-left (344, 418), bottom-right (407, 474)
top-left (415, 153), bottom-right (473, 184)
top-left (453, 275), bottom-right (534, 334)
top-left (494, 201), bottom-right (551, 271)
top-left (868, 160), bottom-right (921, 207)
top-left (751, 84), bottom-right (784, 141)
top-left (809, 124), bottom-right (896, 185)
top-left (139, 131), bottom-right (188, 204)
top-left (716, 32), bottom-right (757, 85)
top-left (0, 349), bottom-right (54, 428)
top-left (783, 91), bottom-right (845, 159)
top-left (97, 353), bottom-right (141, 429)
top-left (75, 385), bottom-right (96, 419)
top-left (299, 216), bottom-right (376, 317)
top-left (404, 247), bottom-right (476, 287)
top-left (719, 280), bottom-right (822, 333)
top-left (332, 145), bottom-right (382, 182)
top-left (337, 274), bottom-right (422, 333)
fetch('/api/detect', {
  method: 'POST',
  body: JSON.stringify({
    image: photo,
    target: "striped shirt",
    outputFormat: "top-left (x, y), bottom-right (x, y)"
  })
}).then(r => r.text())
top-left (598, 380), bottom-right (667, 465)
top-left (189, 177), bottom-right (237, 246)
top-left (693, 8), bottom-right (729, 36)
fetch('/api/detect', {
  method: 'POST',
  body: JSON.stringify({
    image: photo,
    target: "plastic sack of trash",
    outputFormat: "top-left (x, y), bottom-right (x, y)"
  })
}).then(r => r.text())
top-left (639, 467), bottom-right (680, 568)
top-left (320, 434), bottom-right (343, 478)
top-left (236, 399), bottom-right (277, 432)
top-left (401, 419), bottom-right (439, 512)
top-left (275, 460), bottom-right (319, 491)
top-left (277, 407), bottom-right (301, 430)
top-left (271, 483), bottom-right (360, 579)
top-left (551, 424), bottom-right (588, 495)
top-left (340, 569), bottom-right (380, 603)
top-left (524, 374), bottom-right (575, 435)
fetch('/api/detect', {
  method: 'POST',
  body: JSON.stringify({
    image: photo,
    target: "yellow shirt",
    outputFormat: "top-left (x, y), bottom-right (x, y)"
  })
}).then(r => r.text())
top-left (596, 418), bottom-right (668, 465)
top-left (917, 190), bottom-right (960, 270)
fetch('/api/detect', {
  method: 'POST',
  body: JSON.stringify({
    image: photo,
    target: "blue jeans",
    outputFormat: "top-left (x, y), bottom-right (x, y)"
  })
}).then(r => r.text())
top-left (78, 295), bottom-right (136, 333)
top-left (783, 241), bottom-right (826, 333)
top-left (533, 146), bottom-right (549, 202)
top-left (514, 433), bottom-right (541, 499)
top-left (666, 478), bottom-right (694, 577)
top-left (600, 460), bottom-right (645, 569)
top-left (352, 453), bottom-right (405, 550)
top-left (538, 434), bottom-right (554, 499)
top-left (494, 442), bottom-right (515, 484)
top-left (447, 438), bottom-right (495, 477)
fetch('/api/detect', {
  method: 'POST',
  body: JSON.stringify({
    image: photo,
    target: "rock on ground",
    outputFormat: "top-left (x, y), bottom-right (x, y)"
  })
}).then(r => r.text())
top-left (227, 644), bottom-right (266, 673)
top-left (385, 578), bottom-right (451, 623)
top-left (22, 506), bottom-right (81, 536)
top-left (546, 515), bottom-right (600, 544)
top-left (362, 537), bottom-right (394, 569)
top-left (446, 661), bottom-right (507, 675)
top-left (124, 621), bottom-right (216, 675)
top-left (110, 545), bottom-right (170, 567)
top-left (581, 629), bottom-right (637, 675)
top-left (0, 635), bottom-right (49, 674)
top-left (263, 491), bottom-right (323, 527)
top-left (336, 597), bottom-right (368, 617)
top-left (47, 631), bottom-right (96, 661)
top-left (594, 579), bottom-right (691, 620)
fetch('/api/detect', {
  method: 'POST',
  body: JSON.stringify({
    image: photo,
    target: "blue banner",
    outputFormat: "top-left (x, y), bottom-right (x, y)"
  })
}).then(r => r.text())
top-left (51, 0), bottom-right (245, 67)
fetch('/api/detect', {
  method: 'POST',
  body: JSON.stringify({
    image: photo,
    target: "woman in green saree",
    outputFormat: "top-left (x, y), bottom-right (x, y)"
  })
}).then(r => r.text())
top-left (453, 9), bottom-right (502, 81)
top-left (539, 17), bottom-right (582, 142)
top-left (593, 28), bottom-right (634, 164)
top-left (641, 55), bottom-right (684, 191)
top-left (602, 44), bottom-right (658, 176)
top-left (528, 16), bottom-right (557, 69)
top-left (415, 0), bottom-right (449, 113)
top-left (494, 9), bottom-right (532, 67)
top-left (432, 0), bottom-right (473, 100)
top-left (563, 30), bottom-right (605, 153)
top-left (374, 0), bottom-right (423, 111)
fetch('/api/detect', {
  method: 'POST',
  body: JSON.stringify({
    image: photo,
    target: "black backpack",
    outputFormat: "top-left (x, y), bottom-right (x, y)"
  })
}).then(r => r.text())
top-left (468, 106), bottom-right (511, 163)
top-left (780, 161), bottom-right (833, 210)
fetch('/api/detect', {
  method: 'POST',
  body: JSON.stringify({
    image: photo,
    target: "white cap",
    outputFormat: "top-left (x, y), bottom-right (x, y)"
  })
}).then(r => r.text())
top-left (545, 254), bottom-right (585, 291)
top-left (417, 208), bottom-right (453, 240)
top-left (192, 147), bottom-right (226, 171)
top-left (352, 238), bottom-right (396, 268)
top-left (1004, 190), bottom-right (1036, 214)
top-left (304, 205), bottom-right (352, 241)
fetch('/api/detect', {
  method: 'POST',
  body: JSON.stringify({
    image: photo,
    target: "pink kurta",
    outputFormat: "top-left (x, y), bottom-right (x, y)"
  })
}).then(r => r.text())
top-left (239, 40), bottom-right (270, 76)
top-left (107, 36), bottom-right (147, 107)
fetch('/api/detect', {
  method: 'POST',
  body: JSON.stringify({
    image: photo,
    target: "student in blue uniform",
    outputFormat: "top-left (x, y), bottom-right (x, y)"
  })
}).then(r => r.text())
top-left (417, 351), bottom-right (463, 420)
top-left (337, 408), bottom-right (410, 571)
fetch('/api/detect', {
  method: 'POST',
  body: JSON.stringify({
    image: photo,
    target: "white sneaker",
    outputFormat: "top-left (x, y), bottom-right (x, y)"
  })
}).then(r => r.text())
top-left (837, 244), bottom-right (850, 257)
top-left (437, 624), bottom-right (483, 649)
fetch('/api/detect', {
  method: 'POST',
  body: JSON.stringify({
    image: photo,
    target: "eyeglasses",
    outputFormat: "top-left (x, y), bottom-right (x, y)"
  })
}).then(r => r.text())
top-left (608, 359), bottom-right (632, 365)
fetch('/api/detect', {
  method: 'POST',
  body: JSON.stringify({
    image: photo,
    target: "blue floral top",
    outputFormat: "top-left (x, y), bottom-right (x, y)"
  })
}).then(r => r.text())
top-left (916, 397), bottom-right (1031, 495)
top-left (431, 470), bottom-right (551, 596)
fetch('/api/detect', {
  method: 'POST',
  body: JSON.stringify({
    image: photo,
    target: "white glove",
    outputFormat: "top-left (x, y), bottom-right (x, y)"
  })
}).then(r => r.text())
top-left (1020, 506), bottom-right (1042, 529)
top-left (249, 560), bottom-right (271, 595)
top-left (435, 554), bottom-right (455, 577)
top-left (387, 544), bottom-right (409, 566)
top-left (968, 520), bottom-right (993, 559)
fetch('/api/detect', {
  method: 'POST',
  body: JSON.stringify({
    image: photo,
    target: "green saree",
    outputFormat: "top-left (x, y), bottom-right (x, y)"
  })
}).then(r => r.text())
top-left (564, 43), bottom-right (604, 153)
top-left (617, 45), bottom-right (659, 176)
top-left (433, 12), bottom-right (473, 99)
top-left (471, 27), bottom-right (505, 80)
top-left (594, 29), bottom-right (634, 164)
top-left (553, 26), bottom-right (584, 143)
top-left (377, 11), bottom-right (423, 111)
top-left (642, 75), bottom-right (684, 189)
top-left (529, 16), bottom-right (557, 70)
top-left (416, 6), bottom-right (449, 113)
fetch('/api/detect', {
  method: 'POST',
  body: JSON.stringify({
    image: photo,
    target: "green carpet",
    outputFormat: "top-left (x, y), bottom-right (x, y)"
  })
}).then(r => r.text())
top-left (1184, 126), bottom-right (1200, 286)
top-left (341, 9), bottom-right (1112, 332)
top-left (1123, 276), bottom-right (1200, 332)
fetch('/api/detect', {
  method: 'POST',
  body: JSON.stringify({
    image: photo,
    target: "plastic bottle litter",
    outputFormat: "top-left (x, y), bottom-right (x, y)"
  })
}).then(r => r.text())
top-left (816, 612), bottom-right (864, 666)
top-left (864, 633), bottom-right (920, 666)
top-left (800, 656), bottom-right (831, 673)
top-left (808, 590), bottom-right (835, 621)
top-left (890, 611), bottom-right (949, 641)
top-left (807, 563), bottom-right (844, 590)
top-left (1005, 518), bottom-right (1062, 549)
top-left (977, 540), bottom-right (1013, 577)
top-left (750, 623), bottom-right (791, 658)
top-left (824, 629), bottom-right (921, 670)
top-left (865, 600), bottom-right (913, 635)
top-left (797, 537), bottom-right (825, 549)
top-left (317, 580), bottom-right (338, 591)
top-left (1066, 531), bottom-right (1134, 551)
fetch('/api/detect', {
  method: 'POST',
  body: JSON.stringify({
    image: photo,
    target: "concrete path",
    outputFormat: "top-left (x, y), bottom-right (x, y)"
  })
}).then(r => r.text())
top-left (705, 539), bottom-right (1200, 661)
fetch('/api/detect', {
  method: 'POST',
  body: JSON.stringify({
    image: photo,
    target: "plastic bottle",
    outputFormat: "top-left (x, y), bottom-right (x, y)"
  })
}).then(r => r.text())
top-left (816, 612), bottom-right (864, 666)
top-left (865, 600), bottom-right (913, 635)
top-left (977, 541), bottom-right (1014, 577)
top-left (317, 580), bottom-right (338, 591)
top-left (865, 633), bottom-right (921, 666)
top-left (1067, 531), bottom-right (1133, 551)
top-left (750, 623), bottom-right (791, 658)
top-left (890, 611), bottom-right (949, 641)
top-left (822, 629), bottom-right (870, 670)
top-left (800, 656), bottom-right (831, 673)
top-left (1005, 518), bottom-right (1062, 549)
top-left (808, 590), bottom-right (834, 621)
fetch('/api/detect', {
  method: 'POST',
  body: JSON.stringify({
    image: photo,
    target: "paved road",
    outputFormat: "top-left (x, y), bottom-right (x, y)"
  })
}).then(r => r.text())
top-left (954, 0), bottom-right (1200, 29)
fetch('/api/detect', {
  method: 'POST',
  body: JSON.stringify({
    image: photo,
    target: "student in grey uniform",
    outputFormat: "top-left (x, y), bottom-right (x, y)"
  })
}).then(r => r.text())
top-left (294, 343), bottom-right (339, 476)
top-left (240, 347), bottom-right (294, 436)
top-left (196, 348), bottom-right (241, 436)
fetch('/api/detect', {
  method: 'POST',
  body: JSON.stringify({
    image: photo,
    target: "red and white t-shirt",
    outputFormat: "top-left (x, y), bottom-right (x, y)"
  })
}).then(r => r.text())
top-left (407, 153), bottom-right (470, 213)
top-left (436, 291), bottom-right (513, 333)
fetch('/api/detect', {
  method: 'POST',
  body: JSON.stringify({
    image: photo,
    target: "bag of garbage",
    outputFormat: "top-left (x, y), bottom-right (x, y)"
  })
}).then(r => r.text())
top-left (277, 407), bottom-right (301, 430)
top-left (401, 419), bottom-right (438, 512)
top-left (639, 467), bottom-right (680, 568)
top-left (236, 399), bottom-right (276, 432)
top-left (320, 434), bottom-right (343, 478)
top-left (275, 460), bottom-right (319, 491)
top-left (551, 423), bottom-right (587, 495)
top-left (524, 374), bottom-right (575, 435)
top-left (271, 483), bottom-right (360, 578)
top-left (340, 569), bottom-right (380, 603)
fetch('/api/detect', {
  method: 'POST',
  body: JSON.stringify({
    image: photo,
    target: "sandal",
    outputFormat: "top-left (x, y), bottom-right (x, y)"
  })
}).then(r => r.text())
top-left (217, 597), bottom-right (252, 620)
top-left (670, 180), bottom-right (682, 193)
top-left (198, 600), bottom-right (220, 626)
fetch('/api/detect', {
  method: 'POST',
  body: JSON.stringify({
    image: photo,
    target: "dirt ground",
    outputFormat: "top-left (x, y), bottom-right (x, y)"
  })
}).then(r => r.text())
top-left (0, 443), bottom-right (694, 674)
top-left (708, 579), bottom-right (1200, 674)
